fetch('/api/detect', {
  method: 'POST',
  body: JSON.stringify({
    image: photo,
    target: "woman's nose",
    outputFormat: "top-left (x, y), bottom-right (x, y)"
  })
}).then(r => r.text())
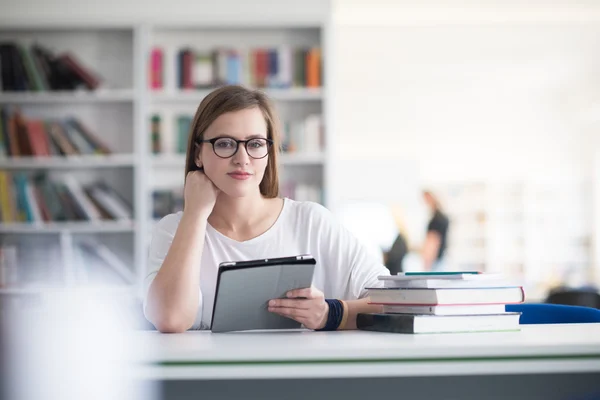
top-left (232, 144), bottom-right (251, 165)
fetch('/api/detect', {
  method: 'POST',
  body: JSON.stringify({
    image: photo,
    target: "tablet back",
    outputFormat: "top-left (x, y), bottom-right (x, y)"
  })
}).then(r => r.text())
top-left (211, 262), bottom-right (315, 333)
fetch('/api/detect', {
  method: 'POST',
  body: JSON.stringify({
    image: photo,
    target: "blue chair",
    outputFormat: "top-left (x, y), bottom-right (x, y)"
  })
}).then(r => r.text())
top-left (505, 303), bottom-right (600, 324)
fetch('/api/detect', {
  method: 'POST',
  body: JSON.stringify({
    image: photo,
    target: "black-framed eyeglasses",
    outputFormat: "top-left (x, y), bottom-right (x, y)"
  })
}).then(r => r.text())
top-left (197, 137), bottom-right (273, 159)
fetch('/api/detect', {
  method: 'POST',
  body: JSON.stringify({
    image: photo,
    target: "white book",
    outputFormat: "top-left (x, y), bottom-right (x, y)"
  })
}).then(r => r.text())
top-left (152, 110), bottom-right (174, 155)
top-left (366, 287), bottom-right (525, 305)
top-left (63, 175), bottom-right (101, 221)
top-left (379, 273), bottom-right (507, 287)
top-left (382, 278), bottom-right (516, 289)
top-left (278, 46), bottom-right (292, 88)
top-left (88, 186), bottom-right (131, 220)
top-left (24, 181), bottom-right (43, 225)
top-left (381, 304), bottom-right (507, 316)
top-left (241, 49), bottom-right (253, 87)
top-left (304, 114), bottom-right (321, 153)
top-left (193, 53), bottom-right (213, 87)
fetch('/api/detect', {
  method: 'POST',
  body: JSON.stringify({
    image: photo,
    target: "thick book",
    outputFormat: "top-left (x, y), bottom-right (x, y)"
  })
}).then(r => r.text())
top-left (357, 312), bottom-right (521, 334)
top-left (381, 304), bottom-right (507, 316)
top-left (366, 286), bottom-right (525, 305)
top-left (379, 273), bottom-right (515, 289)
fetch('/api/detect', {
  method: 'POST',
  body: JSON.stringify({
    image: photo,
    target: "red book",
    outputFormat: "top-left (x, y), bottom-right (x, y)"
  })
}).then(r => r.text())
top-left (59, 53), bottom-right (101, 90)
top-left (25, 120), bottom-right (51, 156)
top-left (150, 48), bottom-right (163, 90)
top-left (183, 50), bottom-right (193, 89)
top-left (256, 49), bottom-right (268, 88)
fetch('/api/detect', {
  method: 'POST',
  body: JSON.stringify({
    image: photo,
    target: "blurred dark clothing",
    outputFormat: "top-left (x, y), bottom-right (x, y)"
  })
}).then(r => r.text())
top-left (385, 233), bottom-right (408, 275)
top-left (545, 288), bottom-right (600, 309)
top-left (427, 210), bottom-right (449, 261)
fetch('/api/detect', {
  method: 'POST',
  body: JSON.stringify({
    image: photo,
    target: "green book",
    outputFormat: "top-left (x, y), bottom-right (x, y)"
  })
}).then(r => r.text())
top-left (176, 115), bottom-right (192, 154)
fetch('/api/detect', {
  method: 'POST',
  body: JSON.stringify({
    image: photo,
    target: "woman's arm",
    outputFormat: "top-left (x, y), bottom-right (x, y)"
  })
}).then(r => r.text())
top-left (145, 171), bottom-right (219, 333)
top-left (145, 210), bottom-right (209, 333)
top-left (340, 298), bottom-right (383, 330)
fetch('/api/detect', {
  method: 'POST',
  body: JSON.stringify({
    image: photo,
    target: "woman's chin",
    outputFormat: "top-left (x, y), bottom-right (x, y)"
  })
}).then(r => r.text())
top-left (218, 184), bottom-right (256, 198)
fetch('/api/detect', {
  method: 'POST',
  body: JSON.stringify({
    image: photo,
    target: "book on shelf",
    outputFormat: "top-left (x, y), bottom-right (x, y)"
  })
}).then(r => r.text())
top-left (149, 111), bottom-right (323, 157)
top-left (74, 238), bottom-right (135, 286)
top-left (280, 182), bottom-right (323, 204)
top-left (0, 172), bottom-right (132, 224)
top-left (0, 242), bottom-right (62, 288)
top-left (0, 42), bottom-right (102, 92)
top-left (0, 245), bottom-right (18, 287)
top-left (149, 46), bottom-right (321, 90)
top-left (152, 188), bottom-right (183, 220)
top-left (281, 114), bottom-right (323, 154)
top-left (0, 107), bottom-right (111, 157)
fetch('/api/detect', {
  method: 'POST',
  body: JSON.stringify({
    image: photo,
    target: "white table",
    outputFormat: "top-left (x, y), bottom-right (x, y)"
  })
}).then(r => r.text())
top-left (135, 324), bottom-right (600, 400)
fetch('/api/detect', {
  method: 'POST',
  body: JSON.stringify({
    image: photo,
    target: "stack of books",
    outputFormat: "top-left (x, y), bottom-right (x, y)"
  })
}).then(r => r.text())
top-left (357, 272), bottom-right (525, 334)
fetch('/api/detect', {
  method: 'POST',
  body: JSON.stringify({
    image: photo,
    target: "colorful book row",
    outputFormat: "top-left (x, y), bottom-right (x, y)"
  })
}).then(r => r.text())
top-left (0, 107), bottom-right (111, 157)
top-left (150, 113), bottom-right (323, 155)
top-left (150, 46), bottom-right (321, 90)
top-left (0, 171), bottom-right (132, 224)
top-left (0, 42), bottom-right (101, 92)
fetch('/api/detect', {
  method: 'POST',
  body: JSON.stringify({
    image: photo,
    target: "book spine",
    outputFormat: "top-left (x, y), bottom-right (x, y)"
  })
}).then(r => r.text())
top-left (59, 53), bottom-right (101, 90)
top-left (150, 47), bottom-right (163, 90)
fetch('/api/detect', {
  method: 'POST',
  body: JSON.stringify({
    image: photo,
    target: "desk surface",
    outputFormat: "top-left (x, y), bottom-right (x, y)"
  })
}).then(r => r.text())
top-left (135, 323), bottom-right (600, 380)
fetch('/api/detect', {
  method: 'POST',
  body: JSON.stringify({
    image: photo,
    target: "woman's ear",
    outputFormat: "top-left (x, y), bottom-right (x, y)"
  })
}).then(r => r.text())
top-left (194, 143), bottom-right (203, 170)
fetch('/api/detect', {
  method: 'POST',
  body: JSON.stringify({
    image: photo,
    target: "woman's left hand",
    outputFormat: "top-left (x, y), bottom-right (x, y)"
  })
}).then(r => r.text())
top-left (268, 287), bottom-right (329, 330)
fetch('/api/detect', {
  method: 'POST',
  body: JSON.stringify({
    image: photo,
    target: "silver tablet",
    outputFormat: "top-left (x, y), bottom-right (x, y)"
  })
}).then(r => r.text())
top-left (210, 255), bottom-right (316, 333)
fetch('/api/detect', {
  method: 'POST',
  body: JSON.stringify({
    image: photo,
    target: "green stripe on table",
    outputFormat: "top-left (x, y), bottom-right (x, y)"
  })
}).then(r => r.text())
top-left (154, 353), bottom-right (600, 367)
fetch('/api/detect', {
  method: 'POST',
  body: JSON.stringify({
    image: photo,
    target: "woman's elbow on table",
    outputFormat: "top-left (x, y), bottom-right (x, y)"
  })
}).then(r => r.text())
top-left (153, 315), bottom-right (194, 333)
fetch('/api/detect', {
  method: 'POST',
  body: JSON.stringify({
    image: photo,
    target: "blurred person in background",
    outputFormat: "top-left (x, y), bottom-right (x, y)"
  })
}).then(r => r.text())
top-left (421, 190), bottom-right (449, 271)
top-left (383, 204), bottom-right (410, 275)
top-left (144, 85), bottom-right (389, 334)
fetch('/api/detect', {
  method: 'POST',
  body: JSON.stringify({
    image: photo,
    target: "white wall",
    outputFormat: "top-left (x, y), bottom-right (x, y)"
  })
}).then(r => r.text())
top-left (0, 0), bottom-right (329, 25)
top-left (330, 1), bottom-right (600, 203)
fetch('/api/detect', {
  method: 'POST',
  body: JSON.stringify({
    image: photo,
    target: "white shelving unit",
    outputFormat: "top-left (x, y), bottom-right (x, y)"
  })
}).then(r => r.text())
top-left (0, 154), bottom-right (136, 169)
top-left (0, 89), bottom-right (135, 104)
top-left (0, 25), bottom-right (144, 296)
top-left (0, 19), bottom-right (331, 298)
top-left (151, 87), bottom-right (323, 103)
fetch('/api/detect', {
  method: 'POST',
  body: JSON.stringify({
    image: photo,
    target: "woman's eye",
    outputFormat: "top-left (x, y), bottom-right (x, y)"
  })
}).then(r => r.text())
top-left (215, 140), bottom-right (235, 148)
top-left (248, 140), bottom-right (265, 148)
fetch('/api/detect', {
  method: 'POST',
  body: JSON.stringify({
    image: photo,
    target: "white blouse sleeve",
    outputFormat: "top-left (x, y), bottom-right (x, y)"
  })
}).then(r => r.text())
top-left (142, 213), bottom-right (204, 328)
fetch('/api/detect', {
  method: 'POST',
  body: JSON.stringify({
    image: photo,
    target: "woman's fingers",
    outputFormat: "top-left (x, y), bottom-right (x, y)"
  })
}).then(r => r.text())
top-left (269, 306), bottom-right (308, 319)
top-left (286, 287), bottom-right (322, 299)
top-left (268, 298), bottom-right (311, 309)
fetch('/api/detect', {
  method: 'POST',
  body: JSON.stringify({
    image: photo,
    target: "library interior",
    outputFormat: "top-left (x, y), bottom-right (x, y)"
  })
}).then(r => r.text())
top-left (1, 1), bottom-right (600, 400)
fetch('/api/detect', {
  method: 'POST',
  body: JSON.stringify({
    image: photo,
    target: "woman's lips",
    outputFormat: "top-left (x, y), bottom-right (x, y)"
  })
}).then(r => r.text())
top-left (228, 172), bottom-right (252, 180)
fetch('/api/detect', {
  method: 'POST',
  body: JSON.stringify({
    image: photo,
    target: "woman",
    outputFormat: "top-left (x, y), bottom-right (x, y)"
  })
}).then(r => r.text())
top-left (421, 191), bottom-right (450, 271)
top-left (143, 85), bottom-right (389, 333)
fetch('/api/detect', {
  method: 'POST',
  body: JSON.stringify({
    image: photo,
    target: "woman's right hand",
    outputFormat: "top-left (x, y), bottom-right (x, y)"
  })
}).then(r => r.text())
top-left (184, 170), bottom-right (220, 218)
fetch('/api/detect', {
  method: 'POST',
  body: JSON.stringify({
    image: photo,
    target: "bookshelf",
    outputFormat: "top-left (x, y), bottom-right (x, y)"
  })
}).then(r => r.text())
top-left (0, 20), bottom-right (331, 298)
top-left (0, 25), bottom-right (142, 294)
top-left (146, 23), bottom-right (329, 224)
top-left (430, 179), bottom-right (594, 300)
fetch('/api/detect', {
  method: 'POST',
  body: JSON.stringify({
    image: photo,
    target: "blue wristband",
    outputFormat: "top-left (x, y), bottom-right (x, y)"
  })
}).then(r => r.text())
top-left (316, 299), bottom-right (344, 331)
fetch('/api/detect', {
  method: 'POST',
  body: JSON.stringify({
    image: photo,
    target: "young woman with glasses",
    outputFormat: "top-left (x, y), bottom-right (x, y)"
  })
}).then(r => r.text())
top-left (143, 85), bottom-right (389, 333)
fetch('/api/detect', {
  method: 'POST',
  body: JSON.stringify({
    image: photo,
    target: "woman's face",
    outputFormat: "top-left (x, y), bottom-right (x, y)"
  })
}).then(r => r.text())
top-left (197, 107), bottom-right (270, 198)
